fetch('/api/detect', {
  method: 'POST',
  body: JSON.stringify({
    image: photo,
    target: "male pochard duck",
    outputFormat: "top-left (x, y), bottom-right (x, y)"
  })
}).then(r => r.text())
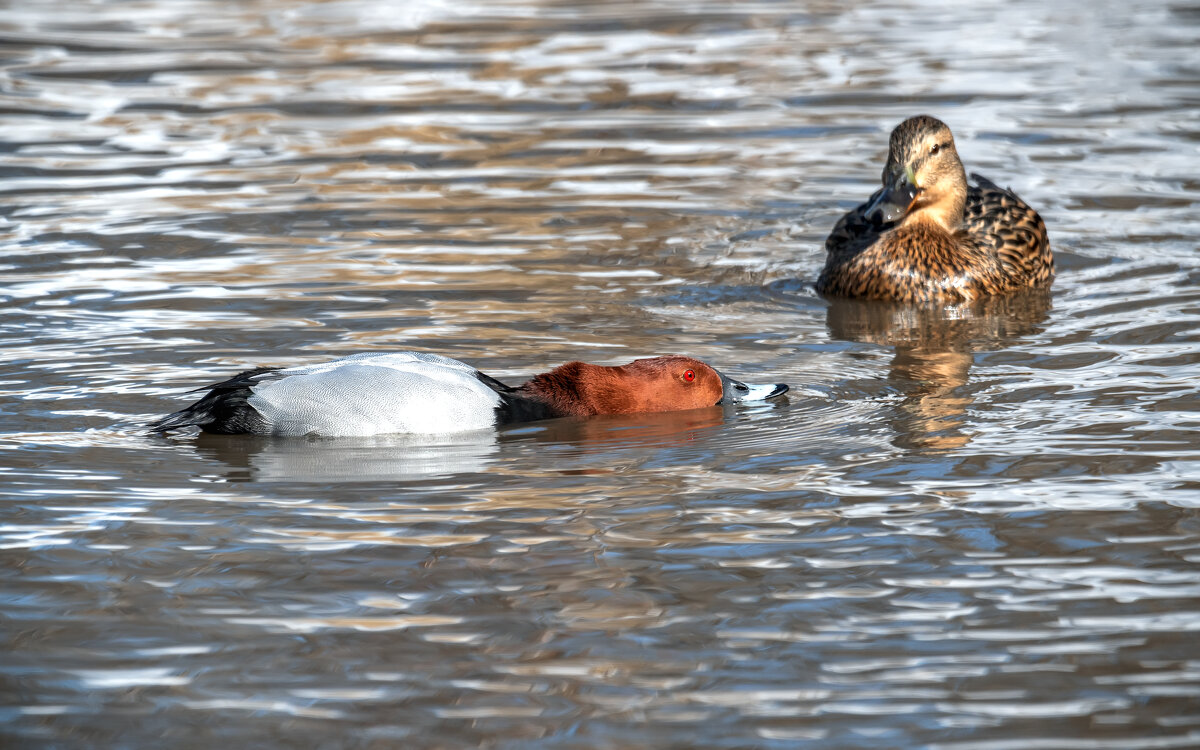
top-left (819, 115), bottom-right (1054, 303)
top-left (149, 352), bottom-right (789, 437)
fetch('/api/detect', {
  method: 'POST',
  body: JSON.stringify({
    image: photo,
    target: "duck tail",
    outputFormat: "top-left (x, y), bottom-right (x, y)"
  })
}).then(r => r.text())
top-left (148, 366), bottom-right (279, 434)
top-left (147, 406), bottom-right (208, 433)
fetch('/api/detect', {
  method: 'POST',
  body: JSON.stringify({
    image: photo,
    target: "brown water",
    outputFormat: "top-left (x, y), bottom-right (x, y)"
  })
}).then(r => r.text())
top-left (3, 1), bottom-right (1199, 747)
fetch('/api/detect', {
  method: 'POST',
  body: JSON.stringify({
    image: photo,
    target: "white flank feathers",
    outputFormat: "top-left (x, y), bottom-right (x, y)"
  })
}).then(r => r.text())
top-left (245, 352), bottom-right (503, 437)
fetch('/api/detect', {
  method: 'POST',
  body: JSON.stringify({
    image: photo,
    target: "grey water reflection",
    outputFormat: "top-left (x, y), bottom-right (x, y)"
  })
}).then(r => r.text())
top-left (2, 0), bottom-right (1200, 748)
top-left (825, 290), bottom-right (1053, 451)
top-left (186, 407), bottom-right (747, 482)
top-left (190, 431), bottom-right (501, 481)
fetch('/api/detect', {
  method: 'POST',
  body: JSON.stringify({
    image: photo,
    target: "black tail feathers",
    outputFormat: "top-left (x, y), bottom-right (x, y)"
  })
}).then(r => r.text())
top-left (148, 367), bottom-right (278, 435)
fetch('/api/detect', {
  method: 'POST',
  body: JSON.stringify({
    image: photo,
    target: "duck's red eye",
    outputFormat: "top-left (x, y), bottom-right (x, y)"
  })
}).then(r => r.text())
top-left (683, 369), bottom-right (695, 382)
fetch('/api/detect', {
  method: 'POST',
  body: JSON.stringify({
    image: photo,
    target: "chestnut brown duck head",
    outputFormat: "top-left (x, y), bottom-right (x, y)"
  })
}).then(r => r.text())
top-left (818, 115), bottom-right (1053, 303)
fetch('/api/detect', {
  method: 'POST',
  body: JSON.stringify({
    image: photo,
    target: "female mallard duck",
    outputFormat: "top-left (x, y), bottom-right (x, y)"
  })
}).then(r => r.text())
top-left (818, 115), bottom-right (1053, 303)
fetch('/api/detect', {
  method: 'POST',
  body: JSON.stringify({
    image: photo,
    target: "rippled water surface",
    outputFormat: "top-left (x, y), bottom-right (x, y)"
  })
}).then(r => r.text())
top-left (3, 0), bottom-right (1199, 747)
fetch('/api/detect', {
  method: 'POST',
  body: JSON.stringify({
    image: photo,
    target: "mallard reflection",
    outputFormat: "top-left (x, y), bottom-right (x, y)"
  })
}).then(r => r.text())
top-left (825, 289), bottom-right (1052, 451)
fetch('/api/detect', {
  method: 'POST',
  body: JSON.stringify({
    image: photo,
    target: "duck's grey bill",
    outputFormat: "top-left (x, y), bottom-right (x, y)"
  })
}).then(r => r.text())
top-left (718, 373), bottom-right (790, 404)
top-left (864, 179), bottom-right (919, 224)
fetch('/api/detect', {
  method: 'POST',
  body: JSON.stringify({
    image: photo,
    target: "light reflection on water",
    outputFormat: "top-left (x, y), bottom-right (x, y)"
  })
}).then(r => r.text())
top-left (2, 0), bottom-right (1200, 747)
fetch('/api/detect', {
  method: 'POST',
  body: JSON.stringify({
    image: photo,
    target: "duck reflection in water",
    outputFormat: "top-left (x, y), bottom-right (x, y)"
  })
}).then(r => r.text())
top-left (190, 404), bottom-right (753, 482)
top-left (192, 430), bottom-right (501, 482)
top-left (498, 403), bottom-right (749, 475)
top-left (824, 289), bottom-right (1052, 451)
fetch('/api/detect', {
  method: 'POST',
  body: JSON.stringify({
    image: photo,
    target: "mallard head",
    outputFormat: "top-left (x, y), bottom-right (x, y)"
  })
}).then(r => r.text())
top-left (865, 115), bottom-right (969, 231)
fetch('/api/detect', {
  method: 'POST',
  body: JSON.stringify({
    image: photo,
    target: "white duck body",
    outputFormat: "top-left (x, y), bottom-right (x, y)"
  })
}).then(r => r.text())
top-left (244, 352), bottom-right (502, 437)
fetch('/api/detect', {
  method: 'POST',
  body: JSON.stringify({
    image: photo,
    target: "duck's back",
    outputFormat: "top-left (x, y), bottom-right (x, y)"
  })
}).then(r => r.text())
top-left (244, 352), bottom-right (503, 436)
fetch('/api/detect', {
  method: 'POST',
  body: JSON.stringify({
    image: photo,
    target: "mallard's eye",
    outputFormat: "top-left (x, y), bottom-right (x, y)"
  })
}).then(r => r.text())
top-left (930, 143), bottom-right (941, 156)
top-left (683, 369), bottom-right (696, 382)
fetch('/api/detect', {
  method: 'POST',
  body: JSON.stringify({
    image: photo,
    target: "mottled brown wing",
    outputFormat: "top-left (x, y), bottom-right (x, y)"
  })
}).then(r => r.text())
top-left (966, 174), bottom-right (1053, 287)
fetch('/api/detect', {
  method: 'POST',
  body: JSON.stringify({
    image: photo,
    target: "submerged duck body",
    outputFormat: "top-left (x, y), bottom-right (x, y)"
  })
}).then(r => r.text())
top-left (818, 115), bottom-right (1053, 303)
top-left (149, 352), bottom-right (788, 437)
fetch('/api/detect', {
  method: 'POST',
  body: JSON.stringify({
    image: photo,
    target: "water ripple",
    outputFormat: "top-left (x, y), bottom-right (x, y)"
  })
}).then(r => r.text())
top-left (2, 0), bottom-right (1198, 748)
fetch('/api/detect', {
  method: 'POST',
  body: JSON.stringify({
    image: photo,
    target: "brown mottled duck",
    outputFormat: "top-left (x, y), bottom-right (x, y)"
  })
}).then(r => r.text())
top-left (818, 115), bottom-right (1053, 303)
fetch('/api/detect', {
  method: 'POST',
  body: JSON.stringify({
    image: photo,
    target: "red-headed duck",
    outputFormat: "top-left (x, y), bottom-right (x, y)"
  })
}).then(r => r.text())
top-left (149, 352), bottom-right (789, 437)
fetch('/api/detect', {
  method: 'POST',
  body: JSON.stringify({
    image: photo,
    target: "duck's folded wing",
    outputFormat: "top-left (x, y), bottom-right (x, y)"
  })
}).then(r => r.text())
top-left (825, 187), bottom-right (887, 255)
top-left (967, 174), bottom-right (1052, 284)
